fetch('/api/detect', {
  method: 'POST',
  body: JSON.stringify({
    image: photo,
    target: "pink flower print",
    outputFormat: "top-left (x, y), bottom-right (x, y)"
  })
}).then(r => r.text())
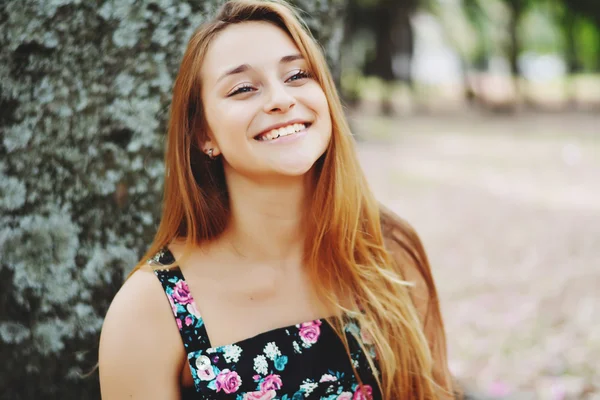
top-left (172, 280), bottom-right (193, 304)
top-left (197, 366), bottom-right (215, 381)
top-left (185, 316), bottom-right (193, 326)
top-left (243, 390), bottom-right (276, 400)
top-left (337, 393), bottom-right (353, 400)
top-left (299, 320), bottom-right (322, 345)
top-left (215, 369), bottom-right (242, 394)
top-left (353, 385), bottom-right (373, 400)
top-left (186, 302), bottom-right (201, 318)
top-left (176, 318), bottom-right (182, 329)
top-left (260, 374), bottom-right (283, 391)
top-left (319, 373), bottom-right (337, 382)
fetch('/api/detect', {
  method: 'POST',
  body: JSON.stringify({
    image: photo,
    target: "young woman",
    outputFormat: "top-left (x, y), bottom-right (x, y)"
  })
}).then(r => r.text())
top-left (99, 0), bottom-right (457, 399)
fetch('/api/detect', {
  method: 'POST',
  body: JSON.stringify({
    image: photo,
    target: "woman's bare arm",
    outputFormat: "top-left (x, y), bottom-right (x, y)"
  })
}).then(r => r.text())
top-left (99, 267), bottom-right (185, 399)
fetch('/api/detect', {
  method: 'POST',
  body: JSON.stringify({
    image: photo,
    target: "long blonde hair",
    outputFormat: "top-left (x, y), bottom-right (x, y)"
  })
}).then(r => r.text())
top-left (131, 0), bottom-right (455, 398)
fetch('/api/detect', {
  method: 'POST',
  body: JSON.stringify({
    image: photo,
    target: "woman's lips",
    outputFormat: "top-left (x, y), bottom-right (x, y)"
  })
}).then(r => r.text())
top-left (256, 124), bottom-right (311, 144)
top-left (254, 122), bottom-right (312, 141)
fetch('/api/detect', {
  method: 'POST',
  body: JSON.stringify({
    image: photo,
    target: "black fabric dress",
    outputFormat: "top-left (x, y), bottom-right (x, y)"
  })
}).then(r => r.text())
top-left (149, 248), bottom-right (382, 400)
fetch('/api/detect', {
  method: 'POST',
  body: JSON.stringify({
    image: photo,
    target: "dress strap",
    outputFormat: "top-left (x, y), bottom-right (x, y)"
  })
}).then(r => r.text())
top-left (149, 248), bottom-right (211, 353)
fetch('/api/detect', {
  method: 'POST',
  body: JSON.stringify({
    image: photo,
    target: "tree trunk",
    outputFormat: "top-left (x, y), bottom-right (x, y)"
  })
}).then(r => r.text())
top-left (506, 0), bottom-right (523, 104)
top-left (562, 8), bottom-right (583, 107)
top-left (0, 1), bottom-right (346, 398)
top-left (359, 0), bottom-right (416, 115)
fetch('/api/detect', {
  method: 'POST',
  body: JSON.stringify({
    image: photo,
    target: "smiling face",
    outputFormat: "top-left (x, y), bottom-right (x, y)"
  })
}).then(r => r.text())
top-left (200, 21), bottom-right (332, 180)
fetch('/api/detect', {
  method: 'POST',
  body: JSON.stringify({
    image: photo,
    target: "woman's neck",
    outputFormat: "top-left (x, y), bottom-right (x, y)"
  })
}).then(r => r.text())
top-left (220, 171), bottom-right (313, 264)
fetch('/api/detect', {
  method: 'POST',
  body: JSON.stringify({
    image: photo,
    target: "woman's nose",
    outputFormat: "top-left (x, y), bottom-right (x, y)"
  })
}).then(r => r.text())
top-left (263, 82), bottom-right (296, 113)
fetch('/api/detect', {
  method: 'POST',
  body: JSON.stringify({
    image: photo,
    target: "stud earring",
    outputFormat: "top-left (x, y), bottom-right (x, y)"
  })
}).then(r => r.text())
top-left (206, 148), bottom-right (216, 160)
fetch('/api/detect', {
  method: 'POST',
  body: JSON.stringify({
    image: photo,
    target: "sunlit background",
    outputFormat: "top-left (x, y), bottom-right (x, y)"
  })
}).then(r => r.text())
top-left (342, 0), bottom-right (599, 398)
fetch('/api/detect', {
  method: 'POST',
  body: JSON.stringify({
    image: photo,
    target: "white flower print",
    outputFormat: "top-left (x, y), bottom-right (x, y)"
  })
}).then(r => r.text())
top-left (345, 321), bottom-right (361, 337)
top-left (253, 354), bottom-right (269, 375)
top-left (263, 342), bottom-right (281, 361)
top-left (223, 344), bottom-right (243, 363)
top-left (293, 341), bottom-right (302, 354)
top-left (300, 380), bottom-right (318, 396)
top-left (186, 303), bottom-right (201, 318)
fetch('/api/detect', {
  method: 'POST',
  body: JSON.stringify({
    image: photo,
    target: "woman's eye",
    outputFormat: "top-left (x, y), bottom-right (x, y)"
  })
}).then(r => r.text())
top-left (287, 70), bottom-right (312, 82)
top-left (228, 85), bottom-right (254, 97)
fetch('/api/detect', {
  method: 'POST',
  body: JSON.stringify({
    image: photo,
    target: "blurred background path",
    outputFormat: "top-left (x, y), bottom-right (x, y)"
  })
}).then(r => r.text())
top-left (353, 110), bottom-right (599, 399)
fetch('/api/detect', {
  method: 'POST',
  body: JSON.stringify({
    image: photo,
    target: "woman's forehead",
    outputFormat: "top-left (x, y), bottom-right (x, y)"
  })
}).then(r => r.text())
top-left (201, 21), bottom-right (302, 83)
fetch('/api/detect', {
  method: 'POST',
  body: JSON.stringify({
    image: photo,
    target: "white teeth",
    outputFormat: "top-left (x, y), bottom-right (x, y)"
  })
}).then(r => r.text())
top-left (258, 123), bottom-right (307, 141)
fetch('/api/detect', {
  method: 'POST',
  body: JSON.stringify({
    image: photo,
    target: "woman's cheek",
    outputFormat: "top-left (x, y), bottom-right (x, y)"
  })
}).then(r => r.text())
top-left (301, 85), bottom-right (329, 112)
top-left (215, 108), bottom-right (256, 150)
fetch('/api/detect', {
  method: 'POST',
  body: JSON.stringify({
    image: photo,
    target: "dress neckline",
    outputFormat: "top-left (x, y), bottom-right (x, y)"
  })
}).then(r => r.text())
top-left (149, 246), bottom-right (337, 350)
top-left (206, 317), bottom-right (330, 351)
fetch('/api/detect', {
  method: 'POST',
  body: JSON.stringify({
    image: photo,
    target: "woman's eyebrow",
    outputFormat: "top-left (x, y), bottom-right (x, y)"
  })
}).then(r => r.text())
top-left (216, 54), bottom-right (305, 83)
top-left (279, 53), bottom-right (304, 64)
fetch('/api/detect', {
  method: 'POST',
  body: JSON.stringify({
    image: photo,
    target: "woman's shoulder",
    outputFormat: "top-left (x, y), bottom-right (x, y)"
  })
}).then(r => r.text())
top-left (380, 205), bottom-right (420, 243)
top-left (100, 259), bottom-right (181, 345)
top-left (378, 205), bottom-right (431, 312)
top-left (104, 262), bottom-right (169, 315)
top-left (379, 205), bottom-right (425, 262)
top-left (99, 260), bottom-right (185, 397)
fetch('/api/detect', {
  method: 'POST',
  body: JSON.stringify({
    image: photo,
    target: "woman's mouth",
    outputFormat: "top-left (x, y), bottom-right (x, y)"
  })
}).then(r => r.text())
top-left (254, 122), bottom-right (311, 142)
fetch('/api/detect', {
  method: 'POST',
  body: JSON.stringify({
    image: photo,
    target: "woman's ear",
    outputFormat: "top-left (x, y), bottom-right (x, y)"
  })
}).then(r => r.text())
top-left (202, 135), bottom-right (221, 159)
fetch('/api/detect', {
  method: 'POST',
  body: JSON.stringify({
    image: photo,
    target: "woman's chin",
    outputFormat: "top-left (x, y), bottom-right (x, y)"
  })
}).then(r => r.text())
top-left (272, 161), bottom-right (315, 177)
top-left (269, 152), bottom-right (324, 177)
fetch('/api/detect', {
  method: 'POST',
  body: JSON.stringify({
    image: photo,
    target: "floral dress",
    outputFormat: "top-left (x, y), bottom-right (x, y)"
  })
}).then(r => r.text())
top-left (149, 248), bottom-right (382, 400)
